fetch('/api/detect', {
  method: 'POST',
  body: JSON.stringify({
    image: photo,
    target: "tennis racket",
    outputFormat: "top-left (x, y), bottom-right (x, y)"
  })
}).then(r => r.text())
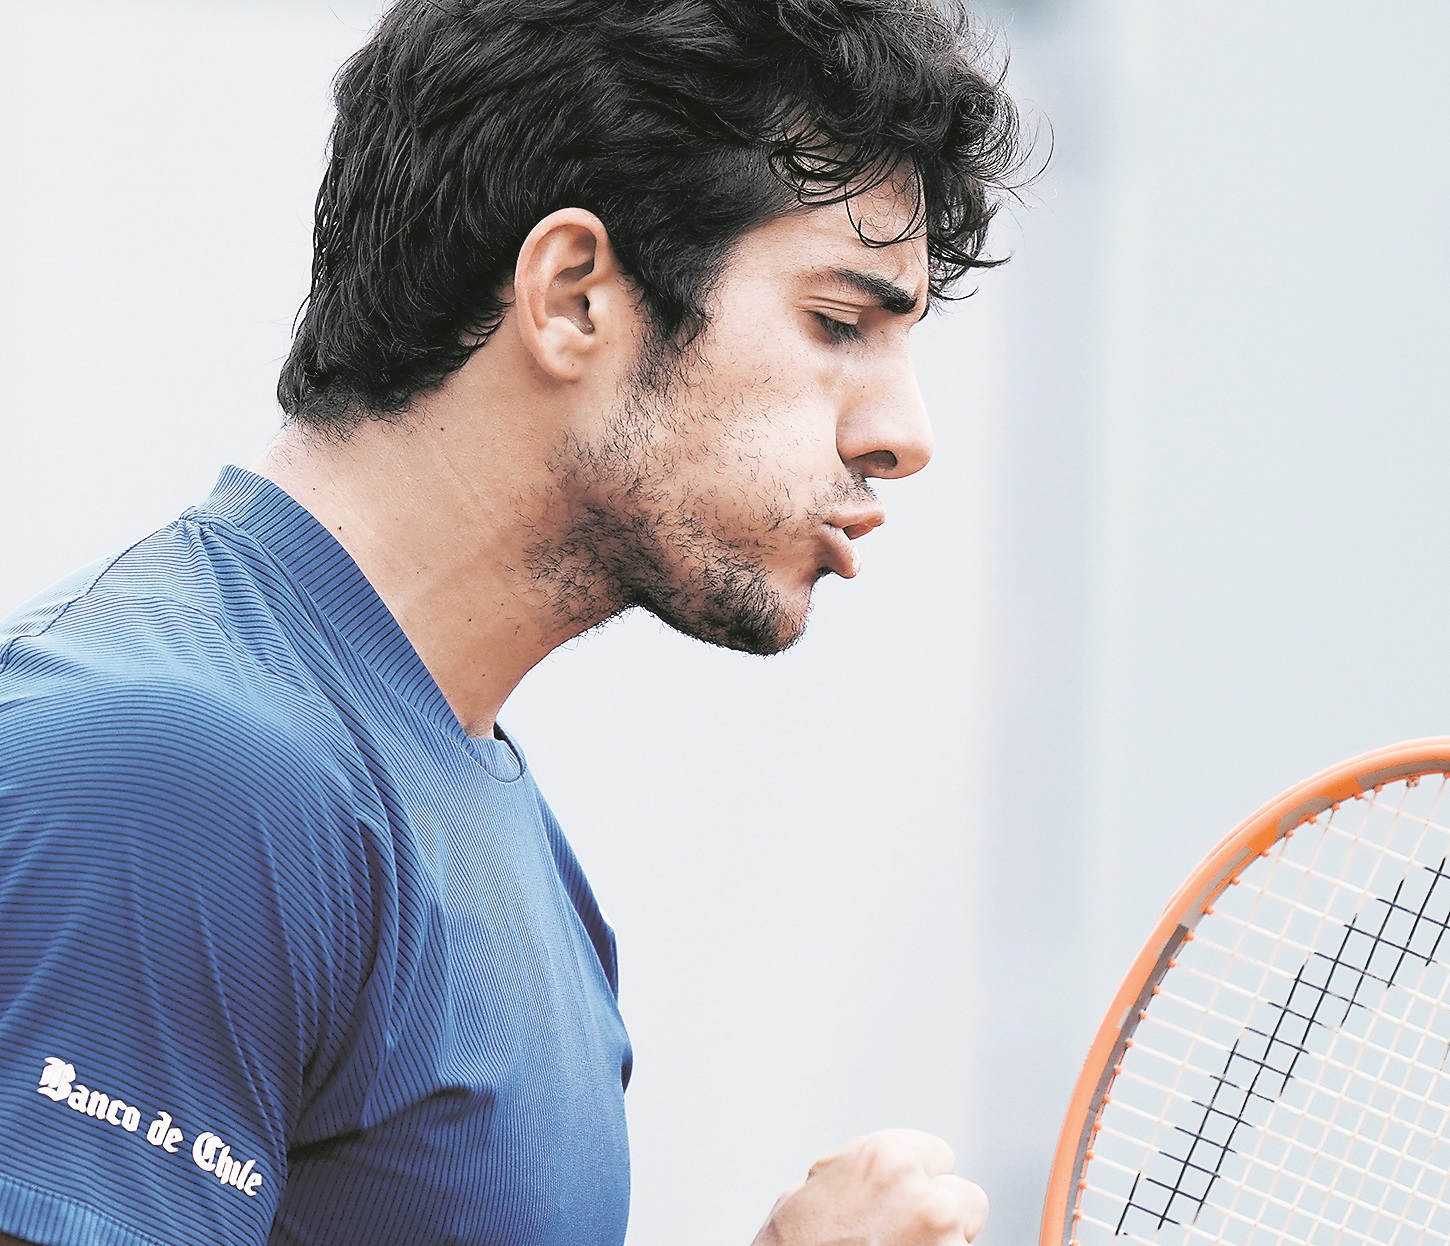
top-left (1041, 738), bottom-right (1450, 1245)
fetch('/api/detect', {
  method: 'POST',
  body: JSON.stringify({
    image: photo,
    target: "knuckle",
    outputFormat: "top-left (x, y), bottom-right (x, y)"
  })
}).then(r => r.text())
top-left (867, 1145), bottom-right (916, 1183)
top-left (853, 1133), bottom-right (893, 1164)
top-left (910, 1186), bottom-right (965, 1236)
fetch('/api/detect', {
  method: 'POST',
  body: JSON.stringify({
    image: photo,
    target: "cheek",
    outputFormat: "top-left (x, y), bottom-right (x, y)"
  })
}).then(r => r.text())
top-left (668, 370), bottom-right (817, 474)
top-left (661, 328), bottom-right (844, 511)
top-left (707, 311), bottom-right (836, 405)
top-left (696, 435), bottom-right (830, 552)
top-left (715, 416), bottom-right (826, 502)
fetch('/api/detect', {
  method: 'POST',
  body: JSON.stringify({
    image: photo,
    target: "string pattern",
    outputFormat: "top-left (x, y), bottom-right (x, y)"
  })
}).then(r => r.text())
top-left (1116, 859), bottom-right (1450, 1234)
top-left (1070, 774), bottom-right (1450, 1245)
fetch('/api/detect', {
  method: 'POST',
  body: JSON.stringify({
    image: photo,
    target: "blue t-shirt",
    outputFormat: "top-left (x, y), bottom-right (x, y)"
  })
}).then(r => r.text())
top-left (0, 467), bottom-right (632, 1246)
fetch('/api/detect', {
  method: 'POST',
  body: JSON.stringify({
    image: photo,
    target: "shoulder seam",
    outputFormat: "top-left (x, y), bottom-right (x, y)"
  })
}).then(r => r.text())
top-left (1, 586), bottom-right (265, 681)
top-left (0, 531), bottom-right (159, 677)
top-left (188, 512), bottom-right (317, 610)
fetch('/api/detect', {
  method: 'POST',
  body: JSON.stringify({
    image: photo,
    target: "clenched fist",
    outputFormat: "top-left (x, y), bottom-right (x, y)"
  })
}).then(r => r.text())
top-left (751, 1129), bottom-right (989, 1245)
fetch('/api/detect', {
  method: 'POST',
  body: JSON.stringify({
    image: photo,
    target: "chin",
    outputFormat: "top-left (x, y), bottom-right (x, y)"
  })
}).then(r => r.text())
top-left (644, 578), bottom-right (812, 656)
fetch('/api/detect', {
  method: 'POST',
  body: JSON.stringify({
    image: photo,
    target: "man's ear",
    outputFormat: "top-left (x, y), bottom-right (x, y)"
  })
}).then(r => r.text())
top-left (512, 208), bottom-right (633, 382)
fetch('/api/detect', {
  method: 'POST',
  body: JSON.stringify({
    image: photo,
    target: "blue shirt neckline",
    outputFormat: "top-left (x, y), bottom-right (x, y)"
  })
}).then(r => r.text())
top-left (195, 464), bottom-right (525, 782)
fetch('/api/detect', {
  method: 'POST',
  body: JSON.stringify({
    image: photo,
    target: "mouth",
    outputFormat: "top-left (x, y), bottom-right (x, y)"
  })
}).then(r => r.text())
top-left (820, 523), bottom-right (863, 579)
top-left (817, 502), bottom-right (886, 580)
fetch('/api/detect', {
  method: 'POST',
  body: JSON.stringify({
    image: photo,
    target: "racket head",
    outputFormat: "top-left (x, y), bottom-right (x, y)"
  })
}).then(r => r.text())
top-left (1042, 739), bottom-right (1450, 1246)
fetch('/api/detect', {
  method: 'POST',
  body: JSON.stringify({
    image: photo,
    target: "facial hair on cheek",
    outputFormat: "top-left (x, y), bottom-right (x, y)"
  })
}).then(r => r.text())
top-left (533, 384), bottom-right (817, 656)
top-left (592, 478), bottom-right (810, 657)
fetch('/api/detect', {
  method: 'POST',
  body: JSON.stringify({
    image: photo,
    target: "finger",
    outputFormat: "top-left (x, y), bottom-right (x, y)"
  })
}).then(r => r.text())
top-left (933, 1174), bottom-right (989, 1241)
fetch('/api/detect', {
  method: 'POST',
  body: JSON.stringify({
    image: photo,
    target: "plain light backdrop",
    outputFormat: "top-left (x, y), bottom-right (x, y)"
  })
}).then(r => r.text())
top-left (1, 2), bottom-right (1447, 1244)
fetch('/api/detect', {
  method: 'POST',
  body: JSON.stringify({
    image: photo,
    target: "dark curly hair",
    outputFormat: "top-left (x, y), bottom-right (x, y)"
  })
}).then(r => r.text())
top-left (279, 0), bottom-right (1027, 428)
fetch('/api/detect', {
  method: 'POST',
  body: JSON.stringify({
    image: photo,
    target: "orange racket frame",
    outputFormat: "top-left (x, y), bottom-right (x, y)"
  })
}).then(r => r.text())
top-left (1040, 738), bottom-right (1450, 1246)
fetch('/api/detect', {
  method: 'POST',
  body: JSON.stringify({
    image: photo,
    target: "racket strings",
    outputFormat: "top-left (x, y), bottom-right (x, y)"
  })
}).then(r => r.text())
top-left (1108, 794), bottom-right (1391, 1234)
top-left (1216, 966), bottom-right (1450, 1244)
top-left (1245, 780), bottom-right (1450, 1246)
top-left (1093, 1007), bottom-right (1450, 1216)
top-left (1072, 773), bottom-right (1450, 1244)
top-left (1310, 842), bottom-right (1450, 1243)
top-left (1106, 958), bottom-right (1450, 1152)
top-left (1195, 779), bottom-right (1449, 1243)
top-left (1119, 789), bottom-right (1392, 1230)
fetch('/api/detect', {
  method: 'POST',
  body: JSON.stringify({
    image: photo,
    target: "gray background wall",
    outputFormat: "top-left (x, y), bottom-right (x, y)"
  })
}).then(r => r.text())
top-left (2, 3), bottom-right (1447, 1244)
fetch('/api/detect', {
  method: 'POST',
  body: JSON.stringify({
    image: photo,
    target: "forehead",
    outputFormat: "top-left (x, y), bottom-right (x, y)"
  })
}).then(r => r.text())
top-left (728, 180), bottom-right (930, 296)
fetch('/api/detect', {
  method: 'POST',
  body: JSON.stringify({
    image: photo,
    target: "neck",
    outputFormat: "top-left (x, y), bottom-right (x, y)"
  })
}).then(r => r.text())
top-left (253, 388), bottom-right (619, 737)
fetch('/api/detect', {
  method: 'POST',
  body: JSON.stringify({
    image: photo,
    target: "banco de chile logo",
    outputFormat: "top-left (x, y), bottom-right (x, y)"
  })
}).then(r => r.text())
top-left (33, 1055), bottom-right (266, 1197)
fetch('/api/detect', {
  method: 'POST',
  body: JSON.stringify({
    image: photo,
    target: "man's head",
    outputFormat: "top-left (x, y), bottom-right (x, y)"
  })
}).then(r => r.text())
top-left (276, 0), bottom-right (1025, 658)
top-left (513, 181), bottom-right (936, 655)
top-left (277, 0), bottom-right (1023, 427)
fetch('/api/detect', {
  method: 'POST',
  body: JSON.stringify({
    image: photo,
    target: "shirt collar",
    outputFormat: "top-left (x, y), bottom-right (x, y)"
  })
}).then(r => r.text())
top-left (191, 465), bottom-right (524, 780)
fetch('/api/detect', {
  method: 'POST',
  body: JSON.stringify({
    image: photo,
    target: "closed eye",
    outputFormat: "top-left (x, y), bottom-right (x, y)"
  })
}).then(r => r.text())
top-left (812, 312), bottom-right (862, 344)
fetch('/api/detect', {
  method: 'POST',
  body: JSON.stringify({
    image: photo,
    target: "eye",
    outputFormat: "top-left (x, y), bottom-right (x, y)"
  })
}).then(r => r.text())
top-left (812, 312), bottom-right (863, 344)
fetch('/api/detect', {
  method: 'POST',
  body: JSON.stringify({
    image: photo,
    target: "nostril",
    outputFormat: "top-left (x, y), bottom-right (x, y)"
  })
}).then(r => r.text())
top-left (846, 449), bottom-right (901, 478)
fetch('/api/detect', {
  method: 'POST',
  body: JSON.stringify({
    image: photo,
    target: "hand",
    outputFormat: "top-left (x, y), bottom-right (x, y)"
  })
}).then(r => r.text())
top-left (751, 1128), bottom-right (989, 1245)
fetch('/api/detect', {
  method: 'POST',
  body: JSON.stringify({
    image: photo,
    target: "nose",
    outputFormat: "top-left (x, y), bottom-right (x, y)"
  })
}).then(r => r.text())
top-left (837, 348), bottom-right (933, 480)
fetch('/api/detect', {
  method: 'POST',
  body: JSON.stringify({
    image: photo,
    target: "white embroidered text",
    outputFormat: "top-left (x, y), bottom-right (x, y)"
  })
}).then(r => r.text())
top-left (32, 1055), bottom-right (267, 1198)
top-left (36, 1056), bottom-right (142, 1132)
top-left (193, 1132), bottom-right (265, 1197)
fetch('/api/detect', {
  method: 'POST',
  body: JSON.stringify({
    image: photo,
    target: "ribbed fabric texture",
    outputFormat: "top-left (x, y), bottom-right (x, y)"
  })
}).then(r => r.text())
top-left (0, 467), bottom-right (632, 1246)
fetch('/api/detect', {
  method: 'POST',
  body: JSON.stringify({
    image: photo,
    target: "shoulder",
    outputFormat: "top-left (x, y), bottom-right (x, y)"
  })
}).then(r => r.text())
top-left (0, 519), bottom-right (360, 833)
top-left (0, 625), bottom-right (384, 1033)
top-left (0, 679), bottom-right (369, 970)
top-left (0, 633), bottom-right (370, 939)
top-left (2, 514), bottom-right (306, 687)
top-left (3, 631), bottom-right (342, 804)
top-left (0, 522), bottom-right (385, 942)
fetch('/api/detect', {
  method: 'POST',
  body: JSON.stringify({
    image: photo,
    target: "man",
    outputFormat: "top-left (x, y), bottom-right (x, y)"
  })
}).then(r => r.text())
top-left (0, 1), bottom-right (1024, 1242)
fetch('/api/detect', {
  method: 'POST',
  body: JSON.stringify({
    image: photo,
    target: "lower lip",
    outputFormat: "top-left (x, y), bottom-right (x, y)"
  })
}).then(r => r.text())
top-left (822, 526), bottom-right (860, 579)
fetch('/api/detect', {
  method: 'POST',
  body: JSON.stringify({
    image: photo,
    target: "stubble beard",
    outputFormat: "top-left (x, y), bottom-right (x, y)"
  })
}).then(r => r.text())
top-left (528, 355), bottom-right (812, 657)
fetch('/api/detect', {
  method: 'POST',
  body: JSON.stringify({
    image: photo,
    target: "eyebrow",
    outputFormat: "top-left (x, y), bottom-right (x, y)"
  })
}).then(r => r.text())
top-left (821, 267), bottom-right (927, 321)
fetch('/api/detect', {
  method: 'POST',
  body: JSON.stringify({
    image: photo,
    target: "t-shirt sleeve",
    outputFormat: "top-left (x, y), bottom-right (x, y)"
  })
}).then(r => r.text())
top-left (0, 669), bottom-right (372, 1246)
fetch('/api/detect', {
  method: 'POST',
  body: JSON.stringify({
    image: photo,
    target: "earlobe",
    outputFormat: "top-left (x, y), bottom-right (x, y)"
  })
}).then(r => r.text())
top-left (513, 208), bottom-right (627, 382)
